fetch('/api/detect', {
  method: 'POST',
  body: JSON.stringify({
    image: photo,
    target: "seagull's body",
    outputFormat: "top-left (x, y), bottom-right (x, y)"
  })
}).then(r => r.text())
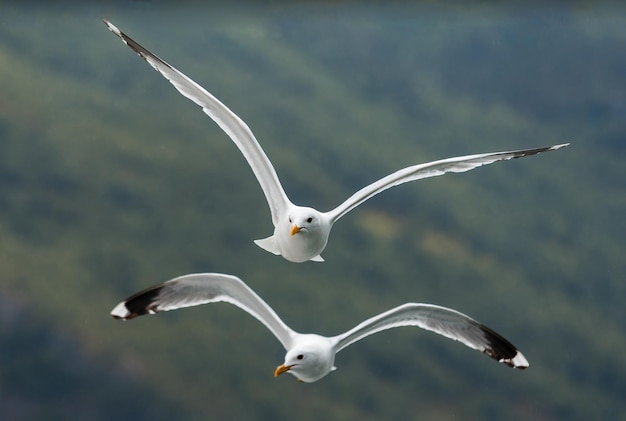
top-left (104, 20), bottom-right (569, 263)
top-left (111, 273), bottom-right (528, 382)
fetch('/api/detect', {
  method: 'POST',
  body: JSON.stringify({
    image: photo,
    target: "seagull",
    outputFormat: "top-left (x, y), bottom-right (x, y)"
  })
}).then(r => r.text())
top-left (111, 273), bottom-right (529, 383)
top-left (103, 20), bottom-right (569, 263)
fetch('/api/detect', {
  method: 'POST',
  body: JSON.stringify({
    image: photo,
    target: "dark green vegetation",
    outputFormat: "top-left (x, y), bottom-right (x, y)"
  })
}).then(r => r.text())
top-left (1, 2), bottom-right (625, 419)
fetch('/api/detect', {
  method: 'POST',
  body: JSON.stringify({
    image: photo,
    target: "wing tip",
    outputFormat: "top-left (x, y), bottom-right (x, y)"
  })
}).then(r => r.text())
top-left (110, 284), bottom-right (164, 320)
top-left (512, 142), bottom-right (570, 159)
top-left (110, 301), bottom-right (132, 320)
top-left (479, 324), bottom-right (529, 370)
top-left (102, 19), bottom-right (121, 37)
top-left (110, 299), bottom-right (160, 320)
top-left (550, 143), bottom-right (570, 151)
top-left (501, 350), bottom-right (530, 370)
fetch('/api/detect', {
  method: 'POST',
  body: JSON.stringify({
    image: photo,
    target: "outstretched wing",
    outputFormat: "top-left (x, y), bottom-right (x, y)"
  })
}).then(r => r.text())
top-left (327, 144), bottom-right (569, 223)
top-left (103, 20), bottom-right (291, 225)
top-left (110, 273), bottom-right (297, 350)
top-left (332, 303), bottom-right (528, 369)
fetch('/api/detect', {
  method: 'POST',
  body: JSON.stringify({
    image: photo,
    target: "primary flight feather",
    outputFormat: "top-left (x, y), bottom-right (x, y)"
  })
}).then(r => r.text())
top-left (111, 273), bottom-right (529, 383)
top-left (104, 20), bottom-right (569, 263)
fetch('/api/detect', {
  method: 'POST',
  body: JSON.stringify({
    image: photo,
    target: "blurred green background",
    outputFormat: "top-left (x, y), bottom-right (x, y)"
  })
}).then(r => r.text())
top-left (1, 1), bottom-right (624, 420)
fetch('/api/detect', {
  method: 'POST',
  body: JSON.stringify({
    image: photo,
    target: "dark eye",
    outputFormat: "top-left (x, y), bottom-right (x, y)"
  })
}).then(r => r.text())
top-left (289, 218), bottom-right (292, 223)
top-left (306, 217), bottom-right (313, 223)
top-left (297, 354), bottom-right (304, 360)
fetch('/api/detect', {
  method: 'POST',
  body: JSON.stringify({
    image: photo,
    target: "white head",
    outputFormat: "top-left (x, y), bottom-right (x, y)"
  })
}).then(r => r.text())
top-left (287, 207), bottom-right (326, 237)
top-left (274, 335), bottom-right (336, 383)
top-left (274, 207), bottom-right (331, 262)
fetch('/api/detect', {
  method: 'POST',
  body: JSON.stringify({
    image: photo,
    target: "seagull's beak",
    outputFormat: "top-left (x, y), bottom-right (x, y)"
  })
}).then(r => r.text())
top-left (290, 224), bottom-right (302, 236)
top-left (274, 364), bottom-right (294, 377)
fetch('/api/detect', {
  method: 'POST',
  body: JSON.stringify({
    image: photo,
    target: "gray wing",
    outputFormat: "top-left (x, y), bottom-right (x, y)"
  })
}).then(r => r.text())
top-left (327, 144), bottom-right (569, 223)
top-left (332, 303), bottom-right (528, 369)
top-left (103, 20), bottom-right (291, 226)
top-left (110, 273), bottom-right (297, 350)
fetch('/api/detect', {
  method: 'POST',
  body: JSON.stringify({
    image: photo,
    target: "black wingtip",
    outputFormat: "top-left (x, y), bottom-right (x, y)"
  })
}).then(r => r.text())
top-left (479, 325), bottom-right (529, 369)
top-left (510, 143), bottom-right (570, 159)
top-left (103, 19), bottom-right (176, 76)
top-left (110, 285), bottom-right (164, 320)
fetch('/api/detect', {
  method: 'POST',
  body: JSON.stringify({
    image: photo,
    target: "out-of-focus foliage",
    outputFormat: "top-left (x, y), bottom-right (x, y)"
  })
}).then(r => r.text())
top-left (0, 2), bottom-right (624, 420)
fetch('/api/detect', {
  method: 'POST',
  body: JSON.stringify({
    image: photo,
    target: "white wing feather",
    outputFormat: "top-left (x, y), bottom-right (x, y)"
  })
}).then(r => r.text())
top-left (327, 144), bottom-right (569, 223)
top-left (103, 20), bottom-right (291, 226)
top-left (110, 273), bottom-right (297, 351)
top-left (331, 303), bottom-right (528, 368)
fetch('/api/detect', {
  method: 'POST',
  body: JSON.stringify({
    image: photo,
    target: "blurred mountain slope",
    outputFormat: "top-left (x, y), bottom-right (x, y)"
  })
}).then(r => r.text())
top-left (0, 3), bottom-right (625, 420)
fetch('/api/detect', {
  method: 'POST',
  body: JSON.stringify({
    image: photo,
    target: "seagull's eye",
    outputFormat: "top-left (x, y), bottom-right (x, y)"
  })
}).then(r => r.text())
top-left (297, 354), bottom-right (304, 360)
top-left (289, 218), bottom-right (292, 223)
top-left (306, 217), bottom-right (313, 223)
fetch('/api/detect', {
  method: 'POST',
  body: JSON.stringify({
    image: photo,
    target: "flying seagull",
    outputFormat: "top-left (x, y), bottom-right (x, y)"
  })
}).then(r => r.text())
top-left (103, 20), bottom-right (569, 263)
top-left (111, 273), bottom-right (529, 383)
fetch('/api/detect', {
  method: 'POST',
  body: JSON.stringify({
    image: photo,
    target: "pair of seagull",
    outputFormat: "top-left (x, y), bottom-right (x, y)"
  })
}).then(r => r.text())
top-left (105, 20), bottom-right (566, 382)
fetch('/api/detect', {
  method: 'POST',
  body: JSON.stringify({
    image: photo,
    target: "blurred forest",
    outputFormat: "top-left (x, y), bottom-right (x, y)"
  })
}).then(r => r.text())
top-left (1, 1), bottom-right (625, 420)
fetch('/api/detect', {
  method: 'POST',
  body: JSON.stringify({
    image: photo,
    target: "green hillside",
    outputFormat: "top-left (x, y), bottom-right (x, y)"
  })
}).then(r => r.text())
top-left (1, 2), bottom-right (625, 420)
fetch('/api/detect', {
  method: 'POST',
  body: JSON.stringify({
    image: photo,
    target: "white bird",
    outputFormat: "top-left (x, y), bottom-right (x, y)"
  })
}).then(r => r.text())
top-left (104, 20), bottom-right (569, 263)
top-left (111, 273), bottom-right (529, 383)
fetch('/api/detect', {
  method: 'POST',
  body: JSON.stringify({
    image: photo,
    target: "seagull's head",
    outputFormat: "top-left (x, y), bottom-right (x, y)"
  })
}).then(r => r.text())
top-left (274, 336), bottom-right (335, 383)
top-left (287, 207), bottom-right (326, 237)
top-left (273, 207), bottom-right (331, 262)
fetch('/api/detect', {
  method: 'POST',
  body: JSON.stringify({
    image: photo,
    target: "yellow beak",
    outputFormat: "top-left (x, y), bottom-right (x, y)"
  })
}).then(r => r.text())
top-left (274, 364), bottom-right (294, 377)
top-left (290, 224), bottom-right (302, 236)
